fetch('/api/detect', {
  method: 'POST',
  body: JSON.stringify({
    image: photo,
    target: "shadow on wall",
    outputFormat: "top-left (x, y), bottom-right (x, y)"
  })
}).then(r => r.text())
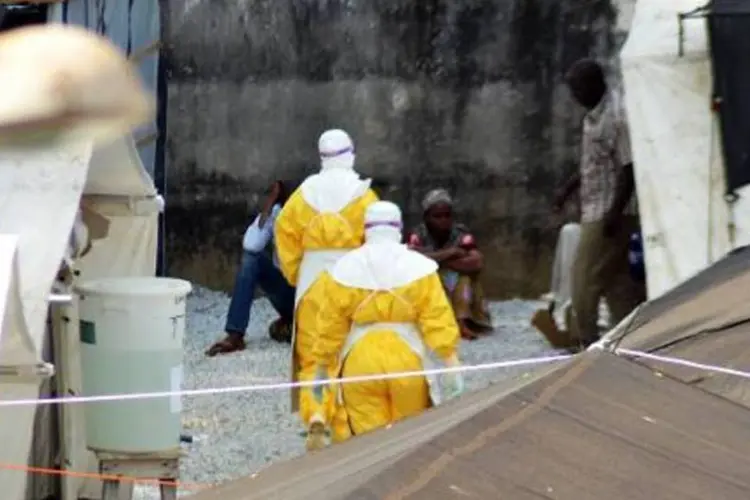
top-left (163, 0), bottom-right (629, 298)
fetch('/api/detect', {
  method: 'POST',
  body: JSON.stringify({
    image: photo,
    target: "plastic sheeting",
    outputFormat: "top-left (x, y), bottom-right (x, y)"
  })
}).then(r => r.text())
top-left (0, 236), bottom-right (34, 369)
top-left (190, 352), bottom-right (750, 500)
top-left (620, 0), bottom-right (750, 300)
top-left (0, 149), bottom-right (91, 351)
top-left (0, 148), bottom-right (91, 500)
top-left (548, 223), bottom-right (581, 329)
top-left (544, 223), bottom-right (610, 332)
top-left (0, 136), bottom-right (158, 500)
top-left (51, 219), bottom-right (158, 500)
top-left (54, 139), bottom-right (159, 500)
top-left (12, 3), bottom-right (163, 498)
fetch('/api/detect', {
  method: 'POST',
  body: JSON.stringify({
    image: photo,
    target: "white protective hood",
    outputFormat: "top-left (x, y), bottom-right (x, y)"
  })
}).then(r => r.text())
top-left (331, 241), bottom-right (438, 291)
top-left (299, 168), bottom-right (372, 214)
top-left (331, 201), bottom-right (437, 290)
top-left (300, 129), bottom-right (371, 213)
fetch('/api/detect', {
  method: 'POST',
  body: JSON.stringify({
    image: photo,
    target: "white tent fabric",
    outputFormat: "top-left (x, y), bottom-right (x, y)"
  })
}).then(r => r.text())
top-left (0, 135), bottom-right (159, 500)
top-left (50, 217), bottom-right (158, 500)
top-left (85, 137), bottom-right (156, 198)
top-left (0, 236), bottom-right (37, 369)
top-left (0, 147), bottom-right (92, 500)
top-left (621, 0), bottom-right (750, 300)
top-left (0, 148), bottom-right (92, 348)
top-left (55, 136), bottom-right (159, 500)
top-left (0, 235), bottom-right (51, 500)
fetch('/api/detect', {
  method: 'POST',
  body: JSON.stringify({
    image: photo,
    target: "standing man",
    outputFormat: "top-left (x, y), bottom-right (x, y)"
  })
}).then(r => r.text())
top-left (553, 59), bottom-right (646, 350)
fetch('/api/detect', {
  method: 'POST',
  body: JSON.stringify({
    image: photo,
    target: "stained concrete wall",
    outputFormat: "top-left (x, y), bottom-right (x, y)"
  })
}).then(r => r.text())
top-left (164, 0), bottom-right (634, 298)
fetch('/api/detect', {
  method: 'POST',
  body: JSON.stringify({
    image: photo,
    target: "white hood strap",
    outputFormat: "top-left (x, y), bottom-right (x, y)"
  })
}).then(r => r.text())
top-left (355, 287), bottom-right (415, 319)
top-left (320, 144), bottom-right (354, 159)
top-left (347, 252), bottom-right (417, 315)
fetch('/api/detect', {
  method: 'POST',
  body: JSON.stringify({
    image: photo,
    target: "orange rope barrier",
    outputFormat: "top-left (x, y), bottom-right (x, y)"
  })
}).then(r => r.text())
top-left (0, 462), bottom-right (213, 491)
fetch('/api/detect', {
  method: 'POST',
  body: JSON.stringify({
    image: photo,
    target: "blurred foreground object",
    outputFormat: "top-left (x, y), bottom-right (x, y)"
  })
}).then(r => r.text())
top-left (0, 23), bottom-right (153, 148)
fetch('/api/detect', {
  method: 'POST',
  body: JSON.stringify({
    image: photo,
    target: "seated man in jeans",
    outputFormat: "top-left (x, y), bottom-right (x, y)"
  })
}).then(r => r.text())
top-left (206, 180), bottom-right (296, 356)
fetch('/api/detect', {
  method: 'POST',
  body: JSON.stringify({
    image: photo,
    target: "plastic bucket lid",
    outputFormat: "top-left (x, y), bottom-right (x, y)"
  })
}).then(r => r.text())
top-left (74, 277), bottom-right (192, 298)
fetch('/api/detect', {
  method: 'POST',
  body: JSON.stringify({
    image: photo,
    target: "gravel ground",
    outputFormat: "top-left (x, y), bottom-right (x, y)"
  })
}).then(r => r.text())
top-left (133, 286), bottom-right (562, 499)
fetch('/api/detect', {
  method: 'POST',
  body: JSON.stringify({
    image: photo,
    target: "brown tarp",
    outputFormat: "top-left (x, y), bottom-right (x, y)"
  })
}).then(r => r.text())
top-left (191, 362), bottom-right (568, 500)
top-left (191, 354), bottom-right (750, 500)
top-left (609, 245), bottom-right (750, 409)
top-left (347, 353), bottom-right (750, 500)
top-left (192, 247), bottom-right (750, 499)
top-left (616, 245), bottom-right (750, 338)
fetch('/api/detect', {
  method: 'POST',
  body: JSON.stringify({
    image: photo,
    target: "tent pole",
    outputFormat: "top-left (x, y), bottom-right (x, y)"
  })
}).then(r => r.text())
top-left (154, 0), bottom-right (168, 277)
top-left (50, 300), bottom-right (71, 500)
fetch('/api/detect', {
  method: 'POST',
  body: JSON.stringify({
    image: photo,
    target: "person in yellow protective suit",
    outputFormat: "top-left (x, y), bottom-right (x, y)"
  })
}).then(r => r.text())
top-left (306, 201), bottom-right (465, 445)
top-left (273, 129), bottom-right (379, 449)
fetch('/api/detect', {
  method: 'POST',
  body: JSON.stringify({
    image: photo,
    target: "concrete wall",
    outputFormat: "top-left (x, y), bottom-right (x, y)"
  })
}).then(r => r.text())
top-left (164, 0), bottom-right (634, 298)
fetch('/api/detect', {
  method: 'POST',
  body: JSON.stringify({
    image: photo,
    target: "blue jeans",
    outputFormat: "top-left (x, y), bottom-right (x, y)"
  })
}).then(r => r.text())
top-left (225, 251), bottom-right (295, 336)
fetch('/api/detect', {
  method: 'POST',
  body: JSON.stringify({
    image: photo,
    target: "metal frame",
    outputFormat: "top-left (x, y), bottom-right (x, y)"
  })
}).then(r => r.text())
top-left (678, 3), bottom-right (710, 57)
top-left (155, 0), bottom-right (168, 277)
top-left (678, 2), bottom-right (750, 57)
top-left (97, 449), bottom-right (180, 500)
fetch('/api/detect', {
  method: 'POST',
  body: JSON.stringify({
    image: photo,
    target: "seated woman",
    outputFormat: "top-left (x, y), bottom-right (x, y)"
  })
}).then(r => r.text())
top-left (206, 180), bottom-right (297, 356)
top-left (407, 189), bottom-right (493, 340)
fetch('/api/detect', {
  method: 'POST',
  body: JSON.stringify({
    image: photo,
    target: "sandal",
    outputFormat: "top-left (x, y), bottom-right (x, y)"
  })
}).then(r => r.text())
top-left (459, 321), bottom-right (480, 340)
top-left (205, 334), bottom-right (246, 357)
top-left (466, 317), bottom-right (494, 336)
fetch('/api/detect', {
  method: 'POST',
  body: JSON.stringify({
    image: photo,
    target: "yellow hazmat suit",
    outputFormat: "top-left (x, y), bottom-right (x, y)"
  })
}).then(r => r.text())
top-left (274, 187), bottom-right (378, 286)
top-left (273, 129), bottom-right (378, 443)
top-left (308, 201), bottom-right (463, 437)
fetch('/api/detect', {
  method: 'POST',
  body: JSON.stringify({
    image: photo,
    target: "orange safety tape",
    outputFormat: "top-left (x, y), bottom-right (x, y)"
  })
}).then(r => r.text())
top-left (0, 462), bottom-right (213, 491)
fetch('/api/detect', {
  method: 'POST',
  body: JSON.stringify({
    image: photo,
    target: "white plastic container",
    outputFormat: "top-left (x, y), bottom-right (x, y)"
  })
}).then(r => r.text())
top-left (75, 277), bottom-right (192, 453)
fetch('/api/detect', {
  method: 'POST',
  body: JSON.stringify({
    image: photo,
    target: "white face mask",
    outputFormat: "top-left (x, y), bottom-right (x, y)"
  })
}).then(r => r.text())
top-left (318, 129), bottom-right (355, 170)
top-left (364, 221), bottom-right (403, 244)
top-left (320, 151), bottom-right (355, 171)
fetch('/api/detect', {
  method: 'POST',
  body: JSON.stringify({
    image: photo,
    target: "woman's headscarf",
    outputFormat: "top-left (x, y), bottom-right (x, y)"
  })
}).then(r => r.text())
top-left (422, 188), bottom-right (453, 213)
